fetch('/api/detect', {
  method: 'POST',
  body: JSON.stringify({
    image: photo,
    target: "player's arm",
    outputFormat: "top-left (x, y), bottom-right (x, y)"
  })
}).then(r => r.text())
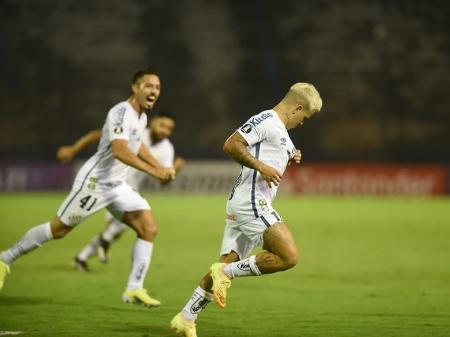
top-left (223, 132), bottom-right (282, 187)
top-left (56, 129), bottom-right (102, 163)
top-left (137, 143), bottom-right (163, 168)
top-left (112, 140), bottom-right (174, 182)
top-left (174, 156), bottom-right (186, 173)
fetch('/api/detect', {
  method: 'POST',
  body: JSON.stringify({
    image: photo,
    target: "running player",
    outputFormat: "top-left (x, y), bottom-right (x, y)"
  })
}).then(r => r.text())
top-left (170, 83), bottom-right (322, 337)
top-left (56, 111), bottom-right (185, 271)
top-left (0, 68), bottom-right (175, 308)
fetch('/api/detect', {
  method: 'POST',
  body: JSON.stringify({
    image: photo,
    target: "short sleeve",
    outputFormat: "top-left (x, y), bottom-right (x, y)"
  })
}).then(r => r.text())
top-left (236, 112), bottom-right (275, 147)
top-left (108, 105), bottom-right (132, 141)
top-left (160, 142), bottom-right (175, 167)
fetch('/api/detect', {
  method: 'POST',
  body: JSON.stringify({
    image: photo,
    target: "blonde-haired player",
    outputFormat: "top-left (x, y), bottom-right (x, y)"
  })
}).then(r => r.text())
top-left (171, 83), bottom-right (322, 337)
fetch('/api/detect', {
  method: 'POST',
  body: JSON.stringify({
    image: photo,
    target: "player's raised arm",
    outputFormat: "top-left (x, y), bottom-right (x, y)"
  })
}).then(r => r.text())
top-left (223, 132), bottom-right (282, 187)
top-left (56, 129), bottom-right (102, 163)
top-left (111, 139), bottom-right (173, 182)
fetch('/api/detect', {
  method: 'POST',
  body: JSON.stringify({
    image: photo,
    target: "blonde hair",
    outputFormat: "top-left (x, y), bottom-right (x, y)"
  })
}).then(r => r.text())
top-left (283, 82), bottom-right (322, 112)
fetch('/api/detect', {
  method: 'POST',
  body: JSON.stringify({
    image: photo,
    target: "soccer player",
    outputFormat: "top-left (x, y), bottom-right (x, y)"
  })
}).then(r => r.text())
top-left (55, 111), bottom-right (185, 271)
top-left (0, 68), bottom-right (175, 308)
top-left (170, 83), bottom-right (322, 337)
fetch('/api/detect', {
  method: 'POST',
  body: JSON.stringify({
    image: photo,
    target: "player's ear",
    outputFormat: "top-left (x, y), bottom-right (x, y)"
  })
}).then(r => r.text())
top-left (295, 105), bottom-right (303, 111)
top-left (131, 83), bottom-right (139, 94)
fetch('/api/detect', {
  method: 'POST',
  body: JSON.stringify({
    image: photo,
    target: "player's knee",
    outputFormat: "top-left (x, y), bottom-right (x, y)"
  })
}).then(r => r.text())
top-left (137, 223), bottom-right (158, 241)
top-left (284, 250), bottom-right (299, 269)
top-left (50, 219), bottom-right (72, 239)
top-left (51, 226), bottom-right (70, 239)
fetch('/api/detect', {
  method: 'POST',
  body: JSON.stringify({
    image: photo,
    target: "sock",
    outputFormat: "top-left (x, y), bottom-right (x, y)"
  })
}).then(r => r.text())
top-left (0, 222), bottom-right (53, 265)
top-left (223, 255), bottom-right (262, 278)
top-left (77, 235), bottom-right (99, 261)
top-left (182, 286), bottom-right (213, 321)
top-left (126, 238), bottom-right (153, 290)
top-left (102, 219), bottom-right (127, 242)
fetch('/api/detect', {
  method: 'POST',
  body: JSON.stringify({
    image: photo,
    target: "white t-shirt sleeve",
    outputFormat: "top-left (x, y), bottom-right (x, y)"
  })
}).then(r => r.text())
top-left (108, 106), bottom-right (132, 142)
top-left (236, 114), bottom-right (274, 147)
top-left (160, 141), bottom-right (175, 167)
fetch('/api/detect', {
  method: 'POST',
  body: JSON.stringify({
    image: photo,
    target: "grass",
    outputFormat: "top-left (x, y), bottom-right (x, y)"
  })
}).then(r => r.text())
top-left (0, 193), bottom-right (449, 337)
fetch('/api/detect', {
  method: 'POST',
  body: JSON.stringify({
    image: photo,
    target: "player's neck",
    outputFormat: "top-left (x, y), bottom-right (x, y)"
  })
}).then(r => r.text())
top-left (128, 96), bottom-right (144, 115)
top-left (273, 104), bottom-right (289, 127)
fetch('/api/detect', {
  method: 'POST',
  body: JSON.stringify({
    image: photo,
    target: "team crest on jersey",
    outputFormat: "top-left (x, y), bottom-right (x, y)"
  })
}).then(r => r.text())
top-left (240, 123), bottom-right (252, 134)
top-left (114, 126), bottom-right (123, 134)
top-left (258, 199), bottom-right (270, 212)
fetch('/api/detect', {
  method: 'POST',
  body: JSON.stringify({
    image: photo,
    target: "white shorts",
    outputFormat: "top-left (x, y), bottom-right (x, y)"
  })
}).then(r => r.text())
top-left (220, 210), bottom-right (282, 259)
top-left (57, 182), bottom-right (150, 227)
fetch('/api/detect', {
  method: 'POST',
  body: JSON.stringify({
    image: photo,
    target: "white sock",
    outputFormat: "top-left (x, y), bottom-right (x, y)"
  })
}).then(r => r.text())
top-left (0, 222), bottom-right (53, 265)
top-left (126, 238), bottom-right (153, 290)
top-left (102, 219), bottom-right (127, 242)
top-left (223, 255), bottom-right (262, 278)
top-left (182, 286), bottom-right (213, 322)
top-left (77, 235), bottom-right (99, 261)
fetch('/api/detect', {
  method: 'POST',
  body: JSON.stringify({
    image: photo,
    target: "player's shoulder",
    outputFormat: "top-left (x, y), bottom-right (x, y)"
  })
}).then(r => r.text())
top-left (107, 101), bottom-right (136, 119)
top-left (247, 109), bottom-right (276, 127)
top-left (157, 138), bottom-right (174, 151)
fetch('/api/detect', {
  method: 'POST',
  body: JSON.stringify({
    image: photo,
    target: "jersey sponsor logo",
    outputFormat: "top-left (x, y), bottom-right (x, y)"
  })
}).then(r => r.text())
top-left (248, 112), bottom-right (272, 127)
top-left (237, 260), bottom-right (251, 271)
top-left (240, 123), bottom-right (252, 134)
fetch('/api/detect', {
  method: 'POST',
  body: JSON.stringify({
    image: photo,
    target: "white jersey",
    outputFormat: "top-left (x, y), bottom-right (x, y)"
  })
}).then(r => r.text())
top-left (73, 101), bottom-right (147, 191)
top-left (126, 129), bottom-right (175, 190)
top-left (227, 109), bottom-right (296, 220)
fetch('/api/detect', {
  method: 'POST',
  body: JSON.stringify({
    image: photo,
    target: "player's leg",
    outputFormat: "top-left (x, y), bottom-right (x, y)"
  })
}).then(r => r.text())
top-left (1, 187), bottom-right (109, 289)
top-left (256, 221), bottom-right (299, 273)
top-left (96, 213), bottom-right (128, 263)
top-left (107, 184), bottom-right (159, 308)
top-left (120, 209), bottom-right (160, 307)
top-left (171, 252), bottom-right (239, 337)
top-left (0, 216), bottom-right (71, 289)
top-left (171, 227), bottom-right (250, 336)
top-left (73, 234), bottom-right (100, 272)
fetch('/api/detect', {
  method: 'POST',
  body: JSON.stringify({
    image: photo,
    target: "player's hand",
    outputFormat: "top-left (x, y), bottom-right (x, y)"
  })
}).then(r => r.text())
top-left (56, 146), bottom-right (76, 163)
top-left (256, 162), bottom-right (283, 188)
top-left (160, 167), bottom-right (177, 186)
top-left (153, 167), bottom-right (176, 183)
top-left (288, 149), bottom-right (302, 165)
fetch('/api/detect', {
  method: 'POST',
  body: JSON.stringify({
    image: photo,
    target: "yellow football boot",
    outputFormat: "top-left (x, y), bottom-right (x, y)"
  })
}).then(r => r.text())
top-left (122, 288), bottom-right (161, 308)
top-left (170, 312), bottom-right (197, 337)
top-left (210, 263), bottom-right (231, 308)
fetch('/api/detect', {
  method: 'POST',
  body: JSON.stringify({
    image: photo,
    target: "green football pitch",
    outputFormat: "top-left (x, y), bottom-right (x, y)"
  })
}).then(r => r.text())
top-left (0, 193), bottom-right (449, 337)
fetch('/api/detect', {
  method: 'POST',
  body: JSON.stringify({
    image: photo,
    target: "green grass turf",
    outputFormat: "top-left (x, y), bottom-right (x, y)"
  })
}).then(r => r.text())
top-left (0, 193), bottom-right (449, 337)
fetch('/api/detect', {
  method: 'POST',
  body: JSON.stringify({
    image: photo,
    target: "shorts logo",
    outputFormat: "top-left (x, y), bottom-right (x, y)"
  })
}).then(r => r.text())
top-left (68, 214), bottom-right (82, 225)
top-left (258, 199), bottom-right (269, 212)
top-left (226, 214), bottom-right (237, 221)
top-left (280, 137), bottom-right (287, 146)
top-left (240, 124), bottom-right (252, 134)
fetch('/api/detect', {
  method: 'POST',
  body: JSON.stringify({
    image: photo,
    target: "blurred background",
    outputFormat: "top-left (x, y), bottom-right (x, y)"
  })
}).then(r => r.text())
top-left (0, 0), bottom-right (449, 194)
